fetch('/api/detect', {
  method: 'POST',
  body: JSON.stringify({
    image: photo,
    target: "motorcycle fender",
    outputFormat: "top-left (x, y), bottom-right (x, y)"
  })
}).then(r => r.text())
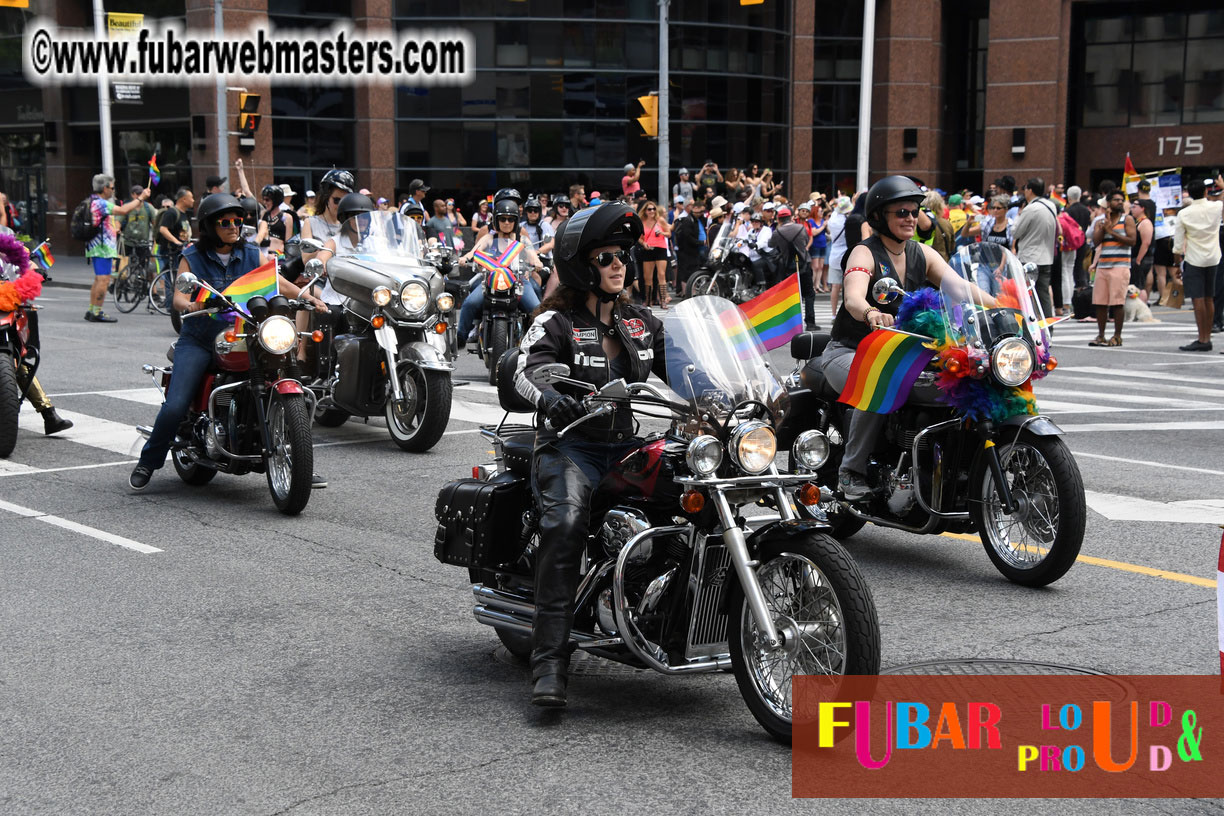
top-left (399, 338), bottom-right (454, 372)
top-left (0, 312), bottom-right (13, 328)
top-left (998, 414), bottom-right (1064, 437)
top-left (719, 519), bottom-right (833, 613)
top-left (272, 378), bottom-right (303, 395)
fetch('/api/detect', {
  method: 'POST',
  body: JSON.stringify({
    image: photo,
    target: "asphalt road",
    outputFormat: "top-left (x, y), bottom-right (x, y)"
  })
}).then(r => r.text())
top-left (1, 279), bottom-right (1222, 815)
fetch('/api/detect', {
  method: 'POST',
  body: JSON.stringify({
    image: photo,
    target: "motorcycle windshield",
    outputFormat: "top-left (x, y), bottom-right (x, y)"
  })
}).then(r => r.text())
top-left (664, 296), bottom-right (788, 420)
top-left (942, 243), bottom-right (1051, 354)
top-left (708, 220), bottom-right (734, 260)
top-left (335, 211), bottom-right (426, 260)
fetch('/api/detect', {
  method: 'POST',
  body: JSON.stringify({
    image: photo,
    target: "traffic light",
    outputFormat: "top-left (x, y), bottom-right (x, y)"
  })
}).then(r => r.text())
top-left (636, 93), bottom-right (658, 139)
top-left (237, 92), bottom-right (261, 134)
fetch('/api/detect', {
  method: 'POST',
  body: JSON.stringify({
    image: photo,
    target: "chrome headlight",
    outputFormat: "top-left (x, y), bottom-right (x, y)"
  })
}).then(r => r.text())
top-left (685, 435), bottom-right (723, 476)
top-left (729, 420), bottom-right (776, 475)
top-left (991, 337), bottom-right (1034, 387)
top-left (436, 292), bottom-right (455, 312)
top-left (792, 430), bottom-right (830, 472)
top-left (372, 286), bottom-right (393, 307)
top-left (400, 281), bottom-right (430, 314)
top-left (709, 247), bottom-right (723, 262)
top-left (257, 315), bottom-right (297, 355)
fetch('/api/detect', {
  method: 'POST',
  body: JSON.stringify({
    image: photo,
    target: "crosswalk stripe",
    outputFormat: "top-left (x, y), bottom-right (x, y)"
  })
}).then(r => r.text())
top-left (1050, 375), bottom-right (1223, 400)
top-left (1062, 420), bottom-right (1224, 433)
top-left (1058, 366), bottom-right (1224, 387)
top-left (18, 407), bottom-right (142, 456)
top-left (1034, 387), bottom-right (1218, 410)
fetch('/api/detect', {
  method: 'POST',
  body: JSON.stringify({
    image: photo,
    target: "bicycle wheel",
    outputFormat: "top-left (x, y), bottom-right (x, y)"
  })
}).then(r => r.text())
top-left (149, 268), bottom-right (174, 316)
top-left (113, 263), bottom-right (146, 313)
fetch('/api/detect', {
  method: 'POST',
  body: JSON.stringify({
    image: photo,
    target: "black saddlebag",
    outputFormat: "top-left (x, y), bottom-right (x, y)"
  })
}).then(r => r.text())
top-left (434, 475), bottom-right (530, 568)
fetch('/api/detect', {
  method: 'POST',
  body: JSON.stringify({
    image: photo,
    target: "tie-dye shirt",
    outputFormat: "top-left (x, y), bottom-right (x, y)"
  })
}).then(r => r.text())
top-left (86, 196), bottom-right (120, 259)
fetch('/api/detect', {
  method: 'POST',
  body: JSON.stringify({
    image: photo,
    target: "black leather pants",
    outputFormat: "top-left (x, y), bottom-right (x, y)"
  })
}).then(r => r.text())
top-left (530, 445), bottom-right (594, 679)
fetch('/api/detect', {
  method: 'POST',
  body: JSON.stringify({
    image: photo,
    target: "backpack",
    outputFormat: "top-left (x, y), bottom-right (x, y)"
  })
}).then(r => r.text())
top-left (71, 196), bottom-right (100, 243)
top-left (1058, 211), bottom-right (1085, 251)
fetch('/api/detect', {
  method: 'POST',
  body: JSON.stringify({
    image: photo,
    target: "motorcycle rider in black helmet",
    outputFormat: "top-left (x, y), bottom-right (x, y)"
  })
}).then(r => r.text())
top-left (256, 184), bottom-right (298, 255)
top-left (455, 198), bottom-right (544, 347)
top-left (512, 205), bottom-right (668, 708)
top-left (301, 169), bottom-right (356, 262)
top-left (305, 192), bottom-right (379, 331)
top-left (820, 175), bottom-right (978, 501)
top-left (128, 194), bottom-right (328, 491)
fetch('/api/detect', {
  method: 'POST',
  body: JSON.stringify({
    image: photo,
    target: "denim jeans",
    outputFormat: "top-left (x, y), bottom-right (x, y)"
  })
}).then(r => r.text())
top-left (457, 282), bottom-right (542, 341)
top-left (138, 334), bottom-right (213, 470)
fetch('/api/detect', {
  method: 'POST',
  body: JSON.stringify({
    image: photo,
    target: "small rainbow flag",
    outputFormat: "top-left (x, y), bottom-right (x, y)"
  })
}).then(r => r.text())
top-left (1049, 193), bottom-right (1066, 208)
top-left (30, 241), bottom-right (54, 270)
top-left (194, 258), bottom-right (279, 314)
top-left (839, 329), bottom-right (936, 414)
top-left (147, 153), bottom-right (160, 186)
top-left (738, 273), bottom-right (803, 351)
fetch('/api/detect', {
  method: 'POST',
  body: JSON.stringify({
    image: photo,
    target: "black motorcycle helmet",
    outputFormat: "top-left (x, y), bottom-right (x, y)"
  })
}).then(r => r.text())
top-left (493, 198), bottom-right (520, 223)
top-left (864, 175), bottom-right (925, 241)
top-left (402, 200), bottom-right (426, 222)
top-left (554, 205), bottom-right (643, 299)
top-left (239, 195), bottom-right (259, 228)
top-left (260, 184), bottom-right (284, 207)
top-left (337, 192), bottom-right (376, 224)
top-left (524, 197), bottom-right (542, 219)
top-left (196, 193), bottom-right (246, 250)
top-left (493, 187), bottom-right (522, 208)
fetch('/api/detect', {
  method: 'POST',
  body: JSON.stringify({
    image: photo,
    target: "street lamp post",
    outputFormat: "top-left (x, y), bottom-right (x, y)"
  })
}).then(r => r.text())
top-left (657, 0), bottom-right (669, 208)
top-left (92, 0), bottom-right (113, 177)
top-left (856, 0), bottom-right (876, 193)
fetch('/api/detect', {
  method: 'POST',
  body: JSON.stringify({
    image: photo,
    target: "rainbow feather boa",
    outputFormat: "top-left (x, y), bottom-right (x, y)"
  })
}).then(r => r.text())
top-left (895, 284), bottom-right (1042, 423)
top-left (0, 233), bottom-right (42, 312)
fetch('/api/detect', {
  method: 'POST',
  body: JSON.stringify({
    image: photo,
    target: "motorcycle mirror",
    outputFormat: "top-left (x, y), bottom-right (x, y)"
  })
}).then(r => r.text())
top-left (1022, 262), bottom-right (1039, 277)
top-left (529, 363), bottom-right (571, 385)
top-left (300, 238), bottom-right (325, 254)
top-left (305, 258), bottom-right (324, 275)
top-left (175, 271), bottom-right (199, 294)
top-left (871, 277), bottom-right (905, 305)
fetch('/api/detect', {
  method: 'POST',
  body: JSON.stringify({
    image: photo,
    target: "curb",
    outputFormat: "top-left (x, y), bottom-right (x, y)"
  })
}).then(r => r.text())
top-left (44, 280), bottom-right (93, 291)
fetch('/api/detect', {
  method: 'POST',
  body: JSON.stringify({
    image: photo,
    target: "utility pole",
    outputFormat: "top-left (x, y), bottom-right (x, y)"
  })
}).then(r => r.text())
top-left (215, 0), bottom-right (229, 191)
top-left (855, 0), bottom-right (876, 193)
top-left (657, 0), bottom-right (669, 207)
top-left (92, 0), bottom-right (113, 177)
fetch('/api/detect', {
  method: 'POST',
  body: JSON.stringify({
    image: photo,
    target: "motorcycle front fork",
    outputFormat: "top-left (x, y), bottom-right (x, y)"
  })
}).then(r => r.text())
top-left (709, 486), bottom-right (785, 650)
top-left (977, 422), bottom-right (1015, 513)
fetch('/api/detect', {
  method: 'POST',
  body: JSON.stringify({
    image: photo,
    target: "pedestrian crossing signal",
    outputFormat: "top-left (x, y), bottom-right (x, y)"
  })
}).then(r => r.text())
top-left (636, 94), bottom-right (658, 139)
top-left (237, 92), bottom-right (261, 134)
top-left (238, 113), bottom-right (261, 133)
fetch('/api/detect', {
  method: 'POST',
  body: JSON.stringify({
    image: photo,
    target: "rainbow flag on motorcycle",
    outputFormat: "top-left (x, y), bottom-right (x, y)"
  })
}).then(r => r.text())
top-left (194, 258), bottom-right (279, 314)
top-left (472, 240), bottom-right (525, 291)
top-left (30, 241), bottom-right (54, 270)
top-left (838, 328), bottom-right (937, 414)
top-left (738, 273), bottom-right (803, 351)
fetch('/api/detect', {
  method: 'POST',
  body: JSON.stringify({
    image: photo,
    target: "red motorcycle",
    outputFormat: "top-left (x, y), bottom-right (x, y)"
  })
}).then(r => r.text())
top-left (435, 296), bottom-right (880, 743)
top-left (0, 239), bottom-right (44, 458)
top-left (136, 269), bottom-right (320, 514)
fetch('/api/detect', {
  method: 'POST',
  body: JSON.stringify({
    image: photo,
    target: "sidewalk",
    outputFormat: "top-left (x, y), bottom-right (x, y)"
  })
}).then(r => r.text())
top-left (42, 253), bottom-right (106, 291)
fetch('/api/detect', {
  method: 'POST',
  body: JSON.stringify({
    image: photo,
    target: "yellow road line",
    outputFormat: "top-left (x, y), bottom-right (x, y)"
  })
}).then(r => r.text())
top-left (939, 532), bottom-right (1217, 588)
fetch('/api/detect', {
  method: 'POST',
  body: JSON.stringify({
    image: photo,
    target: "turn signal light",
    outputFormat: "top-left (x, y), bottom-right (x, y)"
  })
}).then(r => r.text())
top-left (434, 321), bottom-right (448, 334)
top-left (680, 489), bottom-right (705, 513)
top-left (798, 482), bottom-right (821, 507)
top-left (1045, 356), bottom-right (1058, 372)
top-left (223, 329), bottom-right (238, 343)
top-left (944, 358), bottom-right (962, 375)
top-left (312, 330), bottom-right (324, 343)
top-left (371, 315), bottom-right (385, 329)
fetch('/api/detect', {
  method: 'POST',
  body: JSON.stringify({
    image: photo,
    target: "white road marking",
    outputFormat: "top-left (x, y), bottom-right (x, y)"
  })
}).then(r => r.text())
top-left (1063, 420), bottom-right (1224, 433)
top-left (1058, 366), bottom-right (1224, 387)
top-left (1033, 388), bottom-right (1219, 410)
top-left (0, 460), bottom-right (137, 479)
top-left (0, 498), bottom-right (160, 554)
top-left (18, 409), bottom-right (144, 456)
top-left (1073, 451), bottom-right (1224, 477)
top-left (96, 388), bottom-right (163, 406)
top-left (1054, 375), bottom-right (1224, 399)
top-left (1037, 400), bottom-right (1127, 414)
top-left (1085, 491), bottom-right (1224, 525)
top-left (0, 459), bottom-right (37, 474)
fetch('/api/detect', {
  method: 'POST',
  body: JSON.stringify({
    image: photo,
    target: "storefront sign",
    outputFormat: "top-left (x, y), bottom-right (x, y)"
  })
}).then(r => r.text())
top-left (1157, 135), bottom-right (1204, 157)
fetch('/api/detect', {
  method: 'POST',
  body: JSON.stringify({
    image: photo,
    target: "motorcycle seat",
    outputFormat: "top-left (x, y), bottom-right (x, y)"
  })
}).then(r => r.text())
top-left (800, 360), bottom-right (842, 401)
top-left (495, 349), bottom-right (537, 414)
top-left (790, 332), bottom-right (831, 361)
top-left (501, 432), bottom-right (535, 476)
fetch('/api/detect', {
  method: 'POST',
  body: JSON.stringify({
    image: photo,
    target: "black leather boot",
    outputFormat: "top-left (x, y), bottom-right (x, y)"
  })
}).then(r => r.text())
top-left (42, 408), bottom-right (73, 436)
top-left (531, 660), bottom-right (569, 707)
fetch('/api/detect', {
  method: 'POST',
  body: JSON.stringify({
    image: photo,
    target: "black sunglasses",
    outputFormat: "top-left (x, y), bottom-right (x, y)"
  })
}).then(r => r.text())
top-left (890, 207), bottom-right (920, 219)
top-left (330, 196), bottom-right (343, 205)
top-left (644, 207), bottom-right (656, 212)
top-left (496, 215), bottom-right (518, 222)
top-left (590, 249), bottom-right (630, 267)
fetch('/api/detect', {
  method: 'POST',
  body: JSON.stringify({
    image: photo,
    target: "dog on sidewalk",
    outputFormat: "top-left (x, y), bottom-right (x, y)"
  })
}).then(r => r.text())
top-left (1124, 284), bottom-right (1160, 323)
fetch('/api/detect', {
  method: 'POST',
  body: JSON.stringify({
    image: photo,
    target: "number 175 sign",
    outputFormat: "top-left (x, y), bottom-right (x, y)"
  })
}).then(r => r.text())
top-left (1158, 135), bottom-right (1203, 156)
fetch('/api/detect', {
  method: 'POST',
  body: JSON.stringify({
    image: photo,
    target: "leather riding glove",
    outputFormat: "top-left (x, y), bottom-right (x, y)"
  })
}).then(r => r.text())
top-left (539, 391), bottom-right (585, 430)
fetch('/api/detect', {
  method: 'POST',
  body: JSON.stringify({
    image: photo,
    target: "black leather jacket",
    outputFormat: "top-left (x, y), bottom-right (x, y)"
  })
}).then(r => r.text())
top-left (514, 301), bottom-right (667, 443)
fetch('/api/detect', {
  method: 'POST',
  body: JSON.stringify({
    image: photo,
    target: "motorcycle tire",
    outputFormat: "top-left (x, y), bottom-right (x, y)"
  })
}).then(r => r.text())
top-left (969, 431), bottom-right (1085, 588)
top-left (112, 267), bottom-right (144, 313)
top-left (487, 319), bottom-right (510, 386)
top-left (314, 406), bottom-right (350, 428)
top-left (728, 534), bottom-right (880, 745)
top-left (149, 270), bottom-right (174, 317)
top-left (265, 394), bottom-right (314, 515)
top-left (686, 272), bottom-right (719, 298)
top-left (0, 359), bottom-right (20, 458)
top-left (171, 447), bottom-right (217, 486)
top-left (385, 365), bottom-right (452, 453)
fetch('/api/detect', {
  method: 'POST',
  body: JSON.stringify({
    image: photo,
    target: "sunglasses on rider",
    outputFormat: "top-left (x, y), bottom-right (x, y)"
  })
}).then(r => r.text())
top-left (216, 217), bottom-right (242, 228)
top-left (330, 196), bottom-right (344, 205)
top-left (590, 249), bottom-right (630, 267)
top-left (889, 207), bottom-right (920, 219)
top-left (496, 215), bottom-right (517, 222)
top-left (408, 214), bottom-right (423, 222)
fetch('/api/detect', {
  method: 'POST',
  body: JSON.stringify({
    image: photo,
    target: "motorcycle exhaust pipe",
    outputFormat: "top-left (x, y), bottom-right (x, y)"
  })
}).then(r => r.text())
top-left (136, 425), bottom-right (153, 439)
top-left (473, 584), bottom-right (535, 618)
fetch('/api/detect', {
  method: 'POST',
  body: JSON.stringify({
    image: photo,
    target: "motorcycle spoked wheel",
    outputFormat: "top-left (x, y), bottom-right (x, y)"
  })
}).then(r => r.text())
top-left (0, 357), bottom-right (20, 458)
top-left (685, 272), bottom-right (721, 299)
top-left (969, 431), bottom-right (1085, 587)
top-left (728, 535), bottom-right (881, 745)
top-left (789, 411), bottom-right (866, 539)
top-left (172, 446), bottom-right (217, 485)
top-left (385, 363), bottom-right (452, 452)
top-left (265, 394), bottom-right (314, 515)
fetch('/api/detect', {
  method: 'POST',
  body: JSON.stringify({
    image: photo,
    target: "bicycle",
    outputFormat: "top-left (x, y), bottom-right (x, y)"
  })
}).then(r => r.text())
top-left (113, 243), bottom-right (173, 315)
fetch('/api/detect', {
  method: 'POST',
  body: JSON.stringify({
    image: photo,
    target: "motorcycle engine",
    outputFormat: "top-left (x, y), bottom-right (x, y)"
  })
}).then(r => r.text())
top-left (596, 508), bottom-right (652, 564)
top-left (884, 466), bottom-right (918, 516)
